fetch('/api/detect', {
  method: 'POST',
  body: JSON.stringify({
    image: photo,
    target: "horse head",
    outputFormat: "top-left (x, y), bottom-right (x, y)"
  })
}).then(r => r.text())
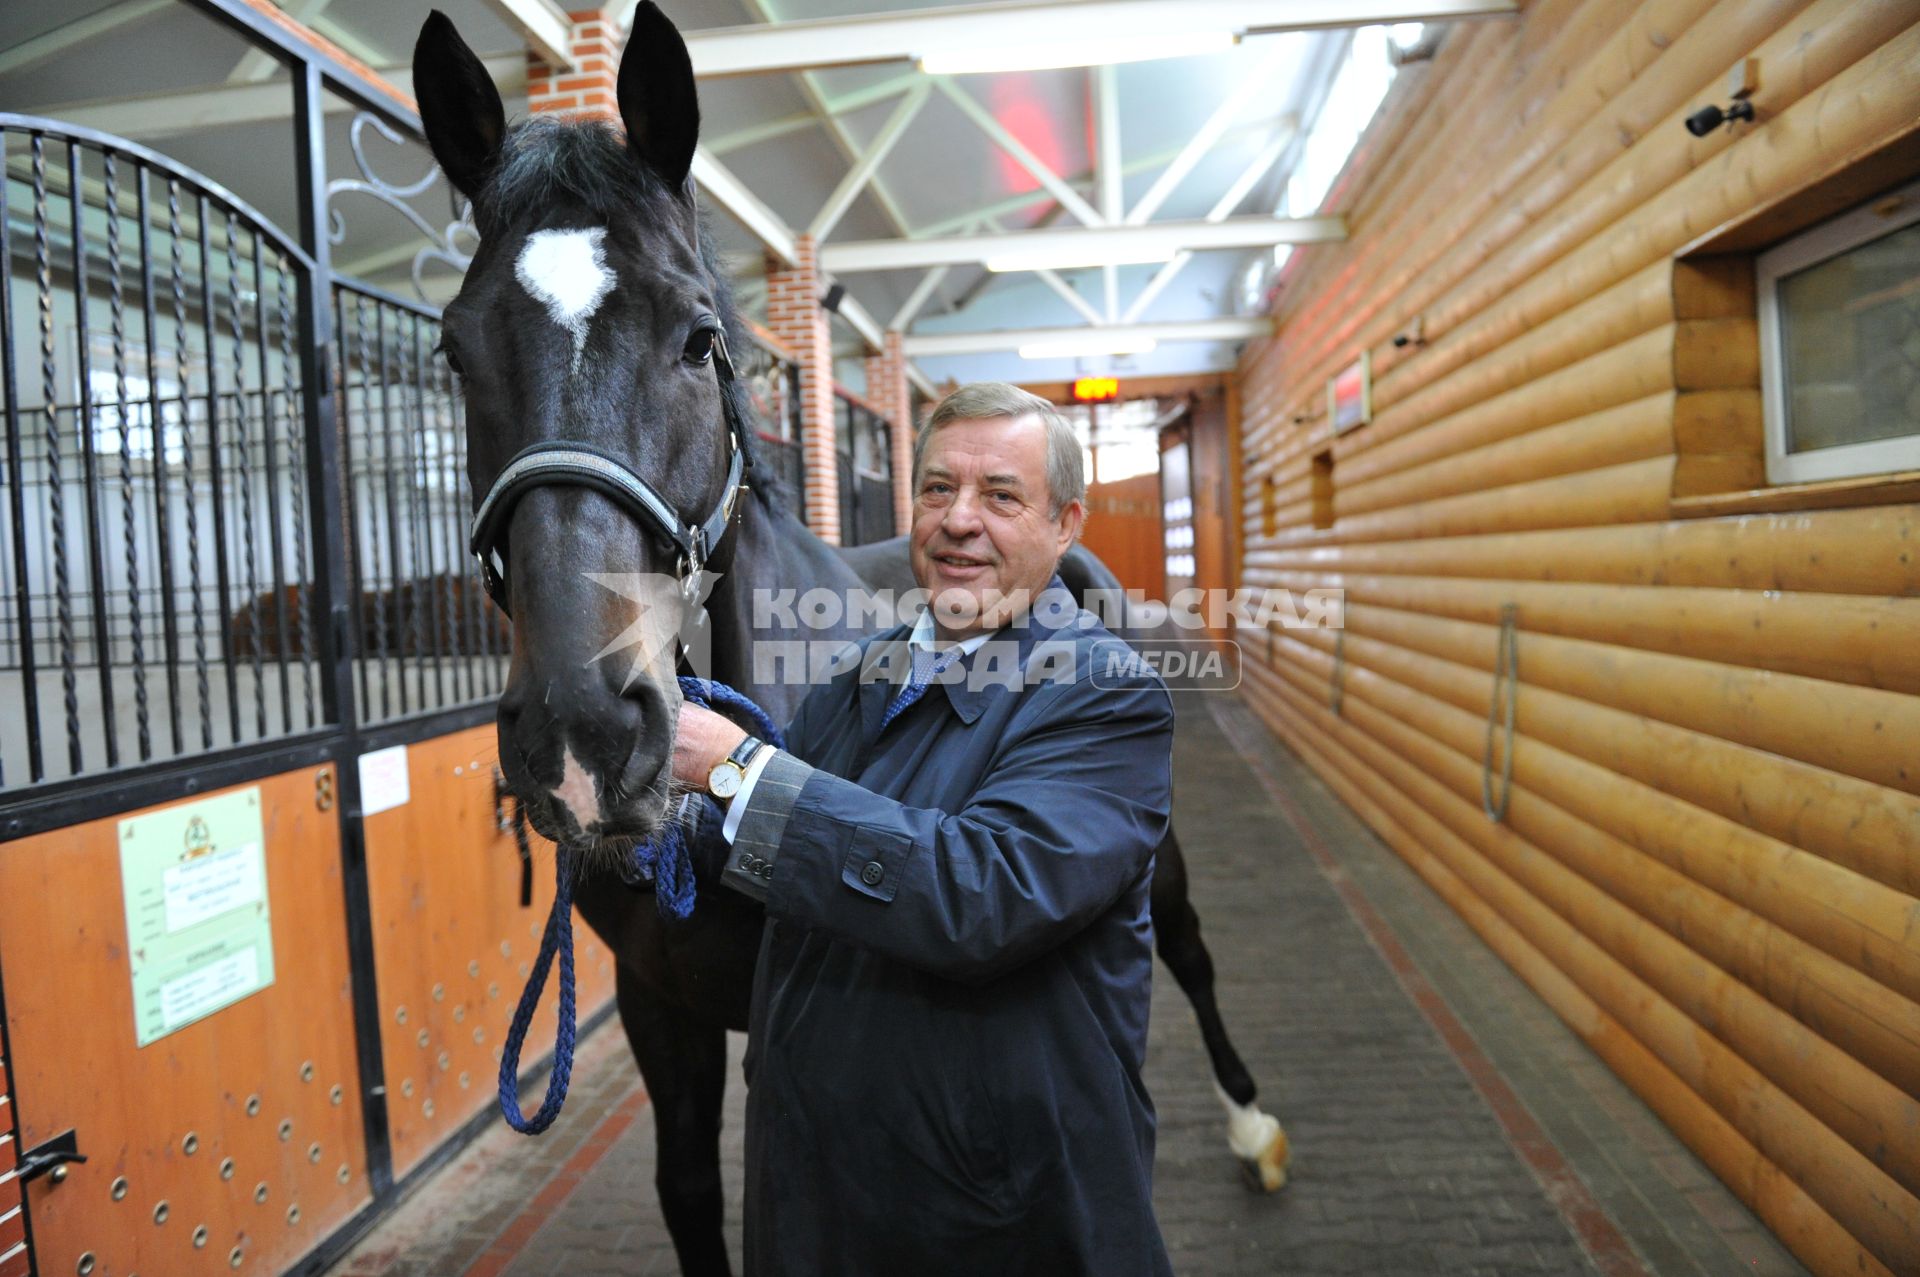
top-left (414, 4), bottom-right (744, 852)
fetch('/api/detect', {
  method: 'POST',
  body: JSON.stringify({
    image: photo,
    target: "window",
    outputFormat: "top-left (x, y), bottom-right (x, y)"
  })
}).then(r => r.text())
top-left (1758, 177), bottom-right (1920, 485)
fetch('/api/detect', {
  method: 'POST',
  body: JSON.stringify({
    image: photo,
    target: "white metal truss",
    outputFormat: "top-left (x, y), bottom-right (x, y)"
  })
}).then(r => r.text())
top-left (478, 0), bottom-right (578, 72)
top-left (821, 214), bottom-right (1344, 273)
top-left (680, 0), bottom-right (1517, 77)
top-left (902, 318), bottom-right (1273, 357)
top-left (1124, 127), bottom-right (1296, 322)
top-left (807, 81), bottom-right (932, 240)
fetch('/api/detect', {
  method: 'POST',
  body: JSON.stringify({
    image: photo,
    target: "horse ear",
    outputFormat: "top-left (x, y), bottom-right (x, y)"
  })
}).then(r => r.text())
top-left (619, 1), bottom-right (700, 193)
top-left (413, 10), bottom-right (506, 203)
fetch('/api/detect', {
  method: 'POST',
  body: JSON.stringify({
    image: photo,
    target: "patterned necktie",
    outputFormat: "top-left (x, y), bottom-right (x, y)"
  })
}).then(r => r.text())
top-left (881, 645), bottom-right (964, 731)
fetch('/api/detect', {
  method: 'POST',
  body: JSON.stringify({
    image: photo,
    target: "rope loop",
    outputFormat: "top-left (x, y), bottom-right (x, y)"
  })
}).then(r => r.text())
top-left (497, 677), bottom-right (784, 1134)
top-left (1481, 603), bottom-right (1519, 822)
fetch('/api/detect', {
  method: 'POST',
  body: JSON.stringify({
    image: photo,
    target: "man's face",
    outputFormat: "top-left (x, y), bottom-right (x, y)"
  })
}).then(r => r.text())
top-left (910, 412), bottom-right (1085, 639)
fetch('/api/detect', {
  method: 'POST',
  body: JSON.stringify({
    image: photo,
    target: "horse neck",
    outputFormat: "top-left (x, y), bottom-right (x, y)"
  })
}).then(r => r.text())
top-left (703, 490), bottom-right (867, 722)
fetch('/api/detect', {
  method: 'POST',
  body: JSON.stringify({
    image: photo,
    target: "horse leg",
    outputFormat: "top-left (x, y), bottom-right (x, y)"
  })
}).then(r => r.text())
top-left (616, 967), bottom-right (734, 1276)
top-left (1151, 827), bottom-right (1291, 1192)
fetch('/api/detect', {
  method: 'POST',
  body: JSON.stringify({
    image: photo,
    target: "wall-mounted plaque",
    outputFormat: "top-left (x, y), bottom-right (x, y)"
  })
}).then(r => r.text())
top-left (119, 787), bottom-right (274, 1046)
top-left (1328, 350), bottom-right (1372, 434)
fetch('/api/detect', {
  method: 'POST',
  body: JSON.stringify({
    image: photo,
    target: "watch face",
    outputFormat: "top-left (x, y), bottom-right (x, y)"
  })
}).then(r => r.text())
top-left (709, 763), bottom-right (743, 799)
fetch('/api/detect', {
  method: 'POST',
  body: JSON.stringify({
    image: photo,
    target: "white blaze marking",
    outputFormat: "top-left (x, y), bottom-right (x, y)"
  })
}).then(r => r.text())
top-left (515, 227), bottom-right (614, 372)
top-left (552, 745), bottom-right (602, 830)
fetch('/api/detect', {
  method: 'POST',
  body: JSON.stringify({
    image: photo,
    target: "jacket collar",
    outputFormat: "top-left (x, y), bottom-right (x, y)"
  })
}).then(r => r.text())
top-left (855, 574), bottom-right (1080, 734)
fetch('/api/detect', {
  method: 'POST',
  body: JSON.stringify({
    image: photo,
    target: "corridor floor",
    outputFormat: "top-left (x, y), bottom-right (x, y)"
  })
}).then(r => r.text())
top-left (327, 691), bottom-right (1807, 1276)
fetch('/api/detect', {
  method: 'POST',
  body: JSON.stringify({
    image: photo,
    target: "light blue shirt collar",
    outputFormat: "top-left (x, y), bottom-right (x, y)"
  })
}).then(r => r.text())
top-left (909, 608), bottom-right (994, 657)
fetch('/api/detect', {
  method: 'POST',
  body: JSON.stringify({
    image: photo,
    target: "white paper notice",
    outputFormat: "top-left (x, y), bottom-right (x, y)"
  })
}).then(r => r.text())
top-left (162, 842), bottom-right (265, 933)
top-left (159, 947), bottom-right (262, 1030)
top-left (358, 744), bottom-right (411, 816)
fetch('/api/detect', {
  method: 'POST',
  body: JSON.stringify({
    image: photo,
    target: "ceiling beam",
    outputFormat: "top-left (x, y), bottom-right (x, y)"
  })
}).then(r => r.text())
top-left (0, 0), bottom-right (171, 78)
top-left (1125, 127), bottom-right (1293, 322)
top-left (1093, 64), bottom-right (1122, 321)
top-left (1126, 48), bottom-right (1296, 225)
top-left (478, 0), bottom-right (578, 72)
top-left (691, 148), bottom-right (798, 266)
top-left (681, 0), bottom-right (1518, 77)
top-left (808, 81), bottom-right (931, 240)
top-left (891, 266), bottom-right (952, 331)
top-left (707, 72), bottom-right (922, 155)
top-left (23, 54), bottom-right (526, 141)
top-left (903, 318), bottom-right (1273, 358)
top-left (823, 214), bottom-right (1344, 273)
top-left (936, 79), bottom-right (1106, 228)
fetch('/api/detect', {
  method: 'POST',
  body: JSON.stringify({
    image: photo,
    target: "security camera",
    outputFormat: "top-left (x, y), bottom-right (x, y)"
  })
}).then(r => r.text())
top-left (1685, 99), bottom-right (1754, 137)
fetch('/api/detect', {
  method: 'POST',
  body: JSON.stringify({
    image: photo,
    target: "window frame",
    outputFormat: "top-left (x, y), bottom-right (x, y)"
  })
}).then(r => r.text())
top-left (1757, 176), bottom-right (1920, 485)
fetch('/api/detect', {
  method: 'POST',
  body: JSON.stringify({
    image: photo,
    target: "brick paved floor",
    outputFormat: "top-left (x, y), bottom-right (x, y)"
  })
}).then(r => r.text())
top-left (326, 690), bottom-right (1806, 1277)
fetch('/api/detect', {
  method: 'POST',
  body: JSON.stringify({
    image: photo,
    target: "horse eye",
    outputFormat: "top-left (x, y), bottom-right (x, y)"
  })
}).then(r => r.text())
top-left (683, 326), bottom-right (716, 366)
top-left (436, 341), bottom-right (466, 378)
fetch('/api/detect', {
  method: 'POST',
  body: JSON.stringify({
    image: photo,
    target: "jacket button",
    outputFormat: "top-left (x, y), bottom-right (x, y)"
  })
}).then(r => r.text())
top-left (860, 861), bottom-right (884, 886)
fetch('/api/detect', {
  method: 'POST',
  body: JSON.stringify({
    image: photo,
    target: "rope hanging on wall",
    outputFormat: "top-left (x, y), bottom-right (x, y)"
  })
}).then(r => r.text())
top-left (1330, 629), bottom-right (1348, 717)
top-left (1481, 604), bottom-right (1519, 823)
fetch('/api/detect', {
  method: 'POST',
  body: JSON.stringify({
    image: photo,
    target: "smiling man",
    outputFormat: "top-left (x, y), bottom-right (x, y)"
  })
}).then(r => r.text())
top-left (673, 382), bottom-right (1175, 1276)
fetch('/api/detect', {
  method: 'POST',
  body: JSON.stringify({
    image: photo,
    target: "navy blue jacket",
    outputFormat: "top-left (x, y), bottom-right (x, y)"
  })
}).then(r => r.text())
top-left (715, 578), bottom-right (1175, 1276)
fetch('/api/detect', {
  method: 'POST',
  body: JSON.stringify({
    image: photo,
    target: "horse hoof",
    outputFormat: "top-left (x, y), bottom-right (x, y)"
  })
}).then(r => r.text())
top-left (1237, 1125), bottom-right (1290, 1193)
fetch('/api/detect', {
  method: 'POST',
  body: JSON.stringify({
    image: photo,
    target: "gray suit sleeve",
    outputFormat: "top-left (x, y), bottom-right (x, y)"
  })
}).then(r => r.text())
top-left (718, 749), bottom-right (818, 903)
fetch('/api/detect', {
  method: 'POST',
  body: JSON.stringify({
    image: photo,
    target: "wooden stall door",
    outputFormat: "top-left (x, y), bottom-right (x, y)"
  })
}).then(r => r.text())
top-left (359, 727), bottom-right (617, 1178)
top-left (0, 768), bottom-right (371, 1277)
top-left (1080, 472), bottom-right (1167, 602)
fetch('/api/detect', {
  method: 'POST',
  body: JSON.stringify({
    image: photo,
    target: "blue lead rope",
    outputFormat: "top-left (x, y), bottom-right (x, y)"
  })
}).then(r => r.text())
top-left (498, 676), bottom-right (784, 1134)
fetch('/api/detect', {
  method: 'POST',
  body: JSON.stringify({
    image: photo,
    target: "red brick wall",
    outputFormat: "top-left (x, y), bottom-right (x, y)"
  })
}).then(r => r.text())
top-left (764, 237), bottom-right (840, 544)
top-left (865, 330), bottom-right (914, 535)
top-left (525, 8), bottom-right (618, 118)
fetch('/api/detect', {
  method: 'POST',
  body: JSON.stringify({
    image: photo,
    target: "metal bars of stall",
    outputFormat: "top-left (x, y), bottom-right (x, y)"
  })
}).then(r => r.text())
top-left (0, 115), bottom-right (326, 789)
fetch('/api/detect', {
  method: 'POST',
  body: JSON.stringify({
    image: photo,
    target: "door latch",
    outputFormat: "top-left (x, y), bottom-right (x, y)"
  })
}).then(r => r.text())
top-left (18, 1129), bottom-right (86, 1184)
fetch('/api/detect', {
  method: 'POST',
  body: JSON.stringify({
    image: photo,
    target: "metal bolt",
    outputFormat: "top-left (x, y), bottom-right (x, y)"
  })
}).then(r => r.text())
top-left (77, 1254), bottom-right (97, 1276)
top-left (50, 1164), bottom-right (69, 1183)
top-left (487, 982), bottom-right (499, 999)
top-left (307, 1142), bottom-right (322, 1164)
top-left (432, 983), bottom-right (445, 1002)
top-left (401, 1078), bottom-right (414, 1098)
top-left (111, 1176), bottom-right (129, 1201)
top-left (182, 1131), bottom-right (199, 1156)
top-left (299, 1061), bottom-right (315, 1083)
top-left (277, 1118), bottom-right (293, 1142)
top-left (337, 1164), bottom-right (351, 1184)
top-left (453, 1005), bottom-right (466, 1023)
top-left (286, 1204), bottom-right (301, 1226)
top-left (329, 1084), bottom-right (344, 1106)
top-left (468, 960), bottom-right (481, 978)
top-left (473, 1027), bottom-right (485, 1044)
top-left (219, 1158), bottom-right (235, 1181)
top-left (437, 1050), bottom-right (450, 1072)
top-left (153, 1200), bottom-right (170, 1224)
top-left (254, 1182), bottom-right (269, 1204)
top-left (245, 1094), bottom-right (261, 1117)
top-left (422, 1099), bottom-right (436, 1118)
top-left (230, 1246), bottom-right (245, 1268)
top-left (458, 1071), bottom-right (471, 1090)
top-left (395, 1006), bottom-right (408, 1025)
top-left (417, 1028), bottom-right (429, 1048)
top-left (193, 1225), bottom-right (209, 1249)
top-left (500, 940), bottom-right (512, 958)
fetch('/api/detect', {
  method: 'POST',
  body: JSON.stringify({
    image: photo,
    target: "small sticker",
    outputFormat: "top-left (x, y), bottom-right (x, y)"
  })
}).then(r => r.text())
top-left (358, 745), bottom-right (411, 816)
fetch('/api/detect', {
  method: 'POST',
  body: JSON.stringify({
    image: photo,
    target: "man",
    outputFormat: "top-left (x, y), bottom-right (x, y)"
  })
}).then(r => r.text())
top-left (673, 382), bottom-right (1175, 1276)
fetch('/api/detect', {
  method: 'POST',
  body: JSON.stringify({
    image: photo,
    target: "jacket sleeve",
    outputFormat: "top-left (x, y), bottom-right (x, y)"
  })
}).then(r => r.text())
top-left (734, 671), bottom-right (1174, 985)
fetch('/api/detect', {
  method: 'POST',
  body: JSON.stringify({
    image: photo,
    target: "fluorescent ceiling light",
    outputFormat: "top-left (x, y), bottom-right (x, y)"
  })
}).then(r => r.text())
top-left (921, 30), bottom-right (1235, 76)
top-left (1018, 334), bottom-right (1159, 360)
top-left (986, 246), bottom-right (1174, 273)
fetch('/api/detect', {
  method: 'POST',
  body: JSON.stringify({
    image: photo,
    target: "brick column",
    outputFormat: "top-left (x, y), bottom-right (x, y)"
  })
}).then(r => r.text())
top-left (764, 236), bottom-right (840, 544)
top-left (525, 9), bottom-right (620, 118)
top-left (864, 330), bottom-right (915, 535)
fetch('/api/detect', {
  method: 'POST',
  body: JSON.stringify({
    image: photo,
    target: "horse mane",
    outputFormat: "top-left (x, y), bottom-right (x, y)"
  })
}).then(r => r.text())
top-left (477, 116), bottom-right (795, 518)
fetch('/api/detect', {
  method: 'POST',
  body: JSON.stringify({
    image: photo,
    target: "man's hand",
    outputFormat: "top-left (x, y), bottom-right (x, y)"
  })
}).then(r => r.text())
top-left (672, 701), bottom-right (751, 792)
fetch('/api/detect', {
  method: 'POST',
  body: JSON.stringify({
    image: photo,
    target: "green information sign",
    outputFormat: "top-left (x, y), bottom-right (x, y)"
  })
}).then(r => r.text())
top-left (119, 787), bottom-right (275, 1046)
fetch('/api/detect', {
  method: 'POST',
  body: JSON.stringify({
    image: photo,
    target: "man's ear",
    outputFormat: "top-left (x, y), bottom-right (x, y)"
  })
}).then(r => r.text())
top-left (1056, 499), bottom-right (1086, 552)
top-left (413, 10), bottom-right (506, 203)
top-left (619, 0), bottom-right (701, 195)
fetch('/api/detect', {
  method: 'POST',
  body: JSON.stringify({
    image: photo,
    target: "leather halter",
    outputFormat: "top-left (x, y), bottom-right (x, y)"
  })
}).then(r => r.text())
top-left (468, 327), bottom-right (749, 616)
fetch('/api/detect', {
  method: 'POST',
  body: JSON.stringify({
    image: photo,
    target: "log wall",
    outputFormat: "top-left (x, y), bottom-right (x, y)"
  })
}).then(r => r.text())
top-left (1232, 4), bottom-right (1920, 1274)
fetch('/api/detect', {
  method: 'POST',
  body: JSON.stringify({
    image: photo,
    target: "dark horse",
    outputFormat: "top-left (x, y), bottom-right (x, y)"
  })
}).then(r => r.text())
top-left (414, 7), bottom-right (1286, 1273)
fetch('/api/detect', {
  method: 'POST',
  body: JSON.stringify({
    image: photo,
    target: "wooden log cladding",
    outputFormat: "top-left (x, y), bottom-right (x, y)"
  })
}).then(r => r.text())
top-left (1258, 695), bottom-right (1898, 1277)
top-left (1263, 652), bottom-right (1920, 1203)
top-left (1283, 620), bottom-right (1920, 1004)
top-left (1248, 665), bottom-right (1920, 1274)
top-left (1267, 637), bottom-right (1912, 1098)
top-left (1256, 575), bottom-right (1920, 893)
top-left (1249, 502), bottom-right (1920, 598)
